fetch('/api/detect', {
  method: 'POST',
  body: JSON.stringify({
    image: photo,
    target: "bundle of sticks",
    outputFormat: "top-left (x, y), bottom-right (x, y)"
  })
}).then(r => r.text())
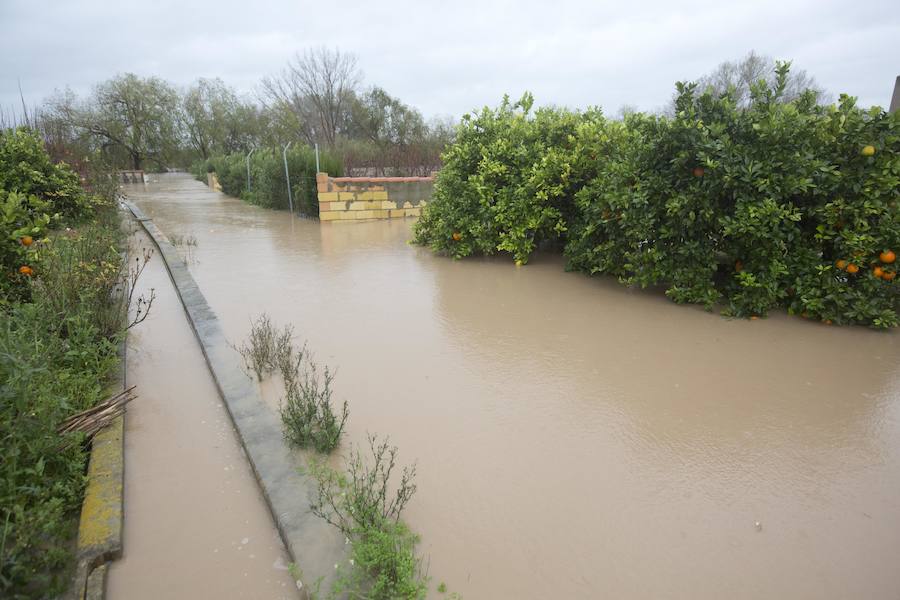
top-left (57, 385), bottom-right (137, 440)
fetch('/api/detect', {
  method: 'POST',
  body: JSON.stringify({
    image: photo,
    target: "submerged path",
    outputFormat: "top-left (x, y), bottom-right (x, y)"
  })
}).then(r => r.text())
top-left (105, 226), bottom-right (299, 599)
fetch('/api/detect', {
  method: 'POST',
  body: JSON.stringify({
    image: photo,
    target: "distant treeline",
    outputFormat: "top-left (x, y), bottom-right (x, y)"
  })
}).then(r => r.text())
top-left (4, 47), bottom-right (454, 176)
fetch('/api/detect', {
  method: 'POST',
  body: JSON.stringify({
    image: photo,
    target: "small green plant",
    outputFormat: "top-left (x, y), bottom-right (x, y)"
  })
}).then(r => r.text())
top-left (308, 435), bottom-right (426, 600)
top-left (236, 313), bottom-right (279, 380)
top-left (236, 313), bottom-right (302, 381)
top-left (280, 356), bottom-right (348, 453)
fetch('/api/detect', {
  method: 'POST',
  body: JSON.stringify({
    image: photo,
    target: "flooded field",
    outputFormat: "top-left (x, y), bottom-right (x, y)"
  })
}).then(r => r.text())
top-left (126, 173), bottom-right (900, 599)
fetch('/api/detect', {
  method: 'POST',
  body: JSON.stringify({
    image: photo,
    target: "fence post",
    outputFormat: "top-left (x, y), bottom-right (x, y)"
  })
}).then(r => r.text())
top-left (283, 142), bottom-right (294, 214)
top-left (315, 143), bottom-right (320, 173)
top-left (246, 148), bottom-right (255, 192)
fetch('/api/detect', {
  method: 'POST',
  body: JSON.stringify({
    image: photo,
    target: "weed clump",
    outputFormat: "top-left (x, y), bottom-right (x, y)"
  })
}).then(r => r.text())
top-left (308, 435), bottom-right (426, 599)
top-left (237, 313), bottom-right (347, 453)
top-left (280, 356), bottom-right (348, 453)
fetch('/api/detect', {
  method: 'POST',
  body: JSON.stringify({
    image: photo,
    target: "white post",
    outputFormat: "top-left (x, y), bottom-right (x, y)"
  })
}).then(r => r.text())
top-left (283, 142), bottom-right (294, 213)
top-left (246, 148), bottom-right (256, 192)
top-left (315, 143), bottom-right (320, 173)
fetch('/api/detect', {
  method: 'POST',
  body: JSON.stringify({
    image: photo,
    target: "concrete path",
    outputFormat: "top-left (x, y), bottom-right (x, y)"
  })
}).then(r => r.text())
top-left (105, 228), bottom-right (300, 599)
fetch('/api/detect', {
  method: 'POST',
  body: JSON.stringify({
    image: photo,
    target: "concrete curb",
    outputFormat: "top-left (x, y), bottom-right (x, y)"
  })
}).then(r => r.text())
top-left (71, 415), bottom-right (123, 600)
top-left (69, 282), bottom-right (128, 600)
top-left (124, 200), bottom-right (345, 596)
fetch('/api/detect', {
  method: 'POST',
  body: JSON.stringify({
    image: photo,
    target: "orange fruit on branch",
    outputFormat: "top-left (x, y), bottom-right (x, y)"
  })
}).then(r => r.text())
top-left (835, 259), bottom-right (847, 270)
top-left (21, 236), bottom-right (33, 246)
top-left (18, 265), bottom-right (33, 276)
top-left (451, 232), bottom-right (462, 241)
top-left (873, 266), bottom-right (884, 279)
top-left (846, 263), bottom-right (859, 274)
top-left (879, 250), bottom-right (895, 264)
top-left (861, 145), bottom-right (875, 157)
top-left (883, 271), bottom-right (896, 281)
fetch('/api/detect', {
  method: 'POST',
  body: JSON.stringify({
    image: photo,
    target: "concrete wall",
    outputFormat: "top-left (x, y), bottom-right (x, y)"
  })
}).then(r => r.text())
top-left (316, 173), bottom-right (433, 222)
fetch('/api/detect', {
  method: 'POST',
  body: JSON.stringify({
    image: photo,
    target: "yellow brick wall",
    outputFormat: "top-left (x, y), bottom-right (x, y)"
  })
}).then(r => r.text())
top-left (316, 173), bottom-right (433, 223)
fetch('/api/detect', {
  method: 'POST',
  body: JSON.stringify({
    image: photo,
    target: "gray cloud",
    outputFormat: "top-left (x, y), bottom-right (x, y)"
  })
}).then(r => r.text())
top-left (1, 0), bottom-right (897, 119)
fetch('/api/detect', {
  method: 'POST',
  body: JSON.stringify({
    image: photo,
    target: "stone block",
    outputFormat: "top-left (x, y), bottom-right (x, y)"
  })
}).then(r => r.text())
top-left (338, 192), bottom-right (357, 201)
top-left (318, 192), bottom-right (339, 202)
top-left (320, 211), bottom-right (340, 221)
top-left (381, 200), bottom-right (398, 210)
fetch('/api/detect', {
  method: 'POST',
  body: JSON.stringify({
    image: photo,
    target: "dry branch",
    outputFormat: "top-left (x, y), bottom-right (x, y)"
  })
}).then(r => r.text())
top-left (57, 385), bottom-right (137, 441)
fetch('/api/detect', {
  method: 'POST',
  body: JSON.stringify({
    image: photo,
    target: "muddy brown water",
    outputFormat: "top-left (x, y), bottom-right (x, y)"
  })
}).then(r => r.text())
top-left (106, 226), bottom-right (299, 599)
top-left (125, 173), bottom-right (900, 599)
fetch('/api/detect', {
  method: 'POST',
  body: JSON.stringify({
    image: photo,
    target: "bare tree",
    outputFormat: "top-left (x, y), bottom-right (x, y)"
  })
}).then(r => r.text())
top-left (691, 51), bottom-right (827, 107)
top-left (260, 47), bottom-right (361, 147)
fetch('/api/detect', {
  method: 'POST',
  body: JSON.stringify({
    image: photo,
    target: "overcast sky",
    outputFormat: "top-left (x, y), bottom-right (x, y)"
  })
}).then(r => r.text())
top-left (1, 0), bottom-right (898, 120)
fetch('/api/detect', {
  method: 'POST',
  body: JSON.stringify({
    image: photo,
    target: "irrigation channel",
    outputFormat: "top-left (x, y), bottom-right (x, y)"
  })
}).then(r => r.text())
top-left (120, 173), bottom-right (900, 599)
top-left (105, 224), bottom-right (298, 599)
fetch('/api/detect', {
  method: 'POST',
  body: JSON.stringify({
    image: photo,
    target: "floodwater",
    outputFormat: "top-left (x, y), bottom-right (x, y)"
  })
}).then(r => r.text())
top-left (106, 226), bottom-right (299, 599)
top-left (126, 173), bottom-right (900, 600)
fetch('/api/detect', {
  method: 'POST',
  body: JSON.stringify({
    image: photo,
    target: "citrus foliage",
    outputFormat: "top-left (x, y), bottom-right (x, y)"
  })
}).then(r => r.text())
top-left (415, 65), bottom-right (900, 327)
top-left (0, 129), bottom-right (99, 302)
top-left (413, 93), bottom-right (602, 263)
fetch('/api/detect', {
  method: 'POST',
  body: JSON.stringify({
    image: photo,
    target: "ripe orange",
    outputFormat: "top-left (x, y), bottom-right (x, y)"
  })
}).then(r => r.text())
top-left (18, 265), bottom-right (33, 276)
top-left (835, 259), bottom-right (847, 270)
top-left (861, 145), bottom-right (875, 157)
top-left (873, 266), bottom-right (884, 279)
top-left (846, 263), bottom-right (859, 274)
top-left (692, 167), bottom-right (705, 177)
top-left (879, 250), bottom-right (895, 264)
top-left (451, 232), bottom-right (462, 241)
top-left (883, 271), bottom-right (896, 281)
top-left (21, 236), bottom-right (33, 246)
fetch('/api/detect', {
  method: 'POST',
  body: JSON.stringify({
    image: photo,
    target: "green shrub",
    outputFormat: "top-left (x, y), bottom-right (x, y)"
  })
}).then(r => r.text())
top-left (566, 64), bottom-right (900, 326)
top-left (200, 146), bottom-right (342, 216)
top-left (413, 93), bottom-right (601, 263)
top-left (308, 436), bottom-right (426, 600)
top-left (0, 227), bottom-right (121, 599)
top-left (280, 357), bottom-right (348, 453)
top-left (0, 128), bottom-right (92, 220)
top-left (416, 64), bottom-right (900, 327)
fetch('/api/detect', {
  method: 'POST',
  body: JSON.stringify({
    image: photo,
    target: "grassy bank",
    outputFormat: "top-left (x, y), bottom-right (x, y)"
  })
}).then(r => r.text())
top-left (0, 128), bottom-right (131, 598)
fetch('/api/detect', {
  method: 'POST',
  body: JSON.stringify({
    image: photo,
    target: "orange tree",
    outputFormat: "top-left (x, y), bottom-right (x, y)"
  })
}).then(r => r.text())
top-left (412, 93), bottom-right (605, 263)
top-left (0, 128), bottom-right (96, 302)
top-left (566, 63), bottom-right (900, 327)
top-left (416, 64), bottom-right (900, 327)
